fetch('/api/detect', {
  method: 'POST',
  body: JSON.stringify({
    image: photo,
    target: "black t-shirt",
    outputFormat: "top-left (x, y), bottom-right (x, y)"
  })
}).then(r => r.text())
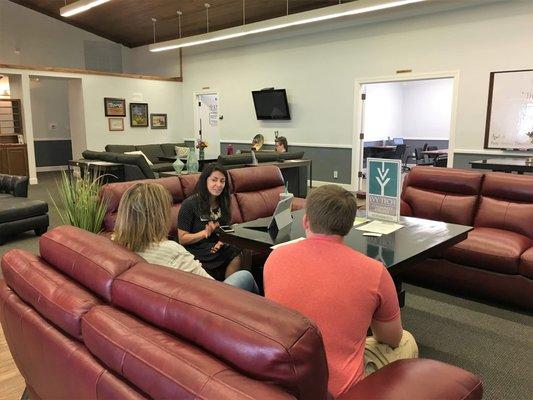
top-left (177, 194), bottom-right (224, 261)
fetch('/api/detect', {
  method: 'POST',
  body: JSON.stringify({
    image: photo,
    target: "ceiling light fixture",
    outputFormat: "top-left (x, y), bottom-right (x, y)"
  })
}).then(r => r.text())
top-left (60, 0), bottom-right (111, 17)
top-left (150, 0), bottom-right (427, 52)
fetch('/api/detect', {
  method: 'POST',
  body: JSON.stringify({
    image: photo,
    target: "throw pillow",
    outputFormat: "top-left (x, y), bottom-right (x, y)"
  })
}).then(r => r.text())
top-left (175, 146), bottom-right (190, 158)
top-left (124, 150), bottom-right (153, 166)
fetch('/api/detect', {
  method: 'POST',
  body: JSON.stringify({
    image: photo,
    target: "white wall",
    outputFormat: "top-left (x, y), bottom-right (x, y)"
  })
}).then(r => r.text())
top-left (402, 79), bottom-right (453, 140)
top-left (81, 75), bottom-right (183, 151)
top-left (363, 82), bottom-right (403, 141)
top-left (29, 77), bottom-right (71, 140)
top-left (175, 0), bottom-right (533, 152)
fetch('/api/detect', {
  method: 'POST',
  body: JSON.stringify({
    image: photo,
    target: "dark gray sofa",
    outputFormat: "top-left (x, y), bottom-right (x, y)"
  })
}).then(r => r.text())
top-left (0, 174), bottom-right (49, 244)
top-left (82, 150), bottom-right (155, 181)
top-left (216, 151), bottom-right (304, 169)
top-left (105, 143), bottom-right (187, 173)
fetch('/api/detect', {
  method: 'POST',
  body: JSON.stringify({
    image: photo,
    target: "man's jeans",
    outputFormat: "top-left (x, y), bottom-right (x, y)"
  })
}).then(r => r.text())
top-left (224, 270), bottom-right (259, 294)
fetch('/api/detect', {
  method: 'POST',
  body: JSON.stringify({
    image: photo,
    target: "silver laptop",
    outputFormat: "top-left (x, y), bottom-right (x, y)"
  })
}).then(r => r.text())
top-left (241, 194), bottom-right (294, 231)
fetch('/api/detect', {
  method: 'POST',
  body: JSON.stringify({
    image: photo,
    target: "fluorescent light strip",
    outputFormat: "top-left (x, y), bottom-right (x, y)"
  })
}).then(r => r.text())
top-left (60, 0), bottom-right (111, 17)
top-left (150, 0), bottom-right (427, 52)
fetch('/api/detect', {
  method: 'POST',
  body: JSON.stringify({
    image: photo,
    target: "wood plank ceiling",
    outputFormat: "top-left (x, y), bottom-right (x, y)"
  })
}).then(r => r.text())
top-left (10, 0), bottom-right (358, 48)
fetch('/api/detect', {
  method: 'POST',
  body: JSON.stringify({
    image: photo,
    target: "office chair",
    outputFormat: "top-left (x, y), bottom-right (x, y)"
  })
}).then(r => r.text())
top-left (414, 147), bottom-right (434, 166)
top-left (434, 155), bottom-right (448, 167)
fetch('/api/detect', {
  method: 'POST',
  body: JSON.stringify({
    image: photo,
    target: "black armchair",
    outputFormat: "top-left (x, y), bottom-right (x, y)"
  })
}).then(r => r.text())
top-left (0, 174), bottom-right (28, 198)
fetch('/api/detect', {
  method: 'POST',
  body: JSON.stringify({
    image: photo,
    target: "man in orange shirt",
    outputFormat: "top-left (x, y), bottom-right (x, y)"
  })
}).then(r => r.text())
top-left (264, 185), bottom-right (417, 398)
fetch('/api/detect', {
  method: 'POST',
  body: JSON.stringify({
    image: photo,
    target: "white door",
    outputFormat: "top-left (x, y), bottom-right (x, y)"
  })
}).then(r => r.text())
top-left (194, 93), bottom-right (220, 159)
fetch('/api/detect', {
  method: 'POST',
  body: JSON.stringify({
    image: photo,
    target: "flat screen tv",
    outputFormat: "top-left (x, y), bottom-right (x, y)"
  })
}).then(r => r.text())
top-left (252, 89), bottom-right (291, 120)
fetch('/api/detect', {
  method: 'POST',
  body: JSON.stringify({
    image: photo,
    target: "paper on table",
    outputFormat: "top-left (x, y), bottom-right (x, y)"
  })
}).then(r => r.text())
top-left (356, 220), bottom-right (403, 235)
top-left (270, 237), bottom-right (306, 250)
top-left (353, 217), bottom-right (370, 226)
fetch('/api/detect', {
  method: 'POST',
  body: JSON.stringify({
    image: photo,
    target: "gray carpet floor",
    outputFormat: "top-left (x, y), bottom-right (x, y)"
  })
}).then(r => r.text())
top-left (1, 172), bottom-right (532, 400)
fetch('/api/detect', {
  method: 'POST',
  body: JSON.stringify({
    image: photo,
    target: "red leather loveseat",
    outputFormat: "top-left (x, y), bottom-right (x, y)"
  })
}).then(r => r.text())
top-left (0, 226), bottom-right (483, 399)
top-left (100, 165), bottom-right (305, 236)
top-left (400, 166), bottom-right (533, 311)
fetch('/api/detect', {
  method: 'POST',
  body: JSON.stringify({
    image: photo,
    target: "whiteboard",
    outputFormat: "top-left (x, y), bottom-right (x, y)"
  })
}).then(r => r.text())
top-left (485, 70), bottom-right (533, 150)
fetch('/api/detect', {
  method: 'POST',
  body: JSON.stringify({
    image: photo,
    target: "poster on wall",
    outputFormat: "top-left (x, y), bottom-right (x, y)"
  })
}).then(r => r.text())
top-left (130, 103), bottom-right (149, 127)
top-left (104, 98), bottom-right (126, 117)
top-left (366, 158), bottom-right (401, 223)
top-left (108, 118), bottom-right (124, 131)
top-left (485, 69), bottom-right (533, 150)
top-left (150, 113), bottom-right (167, 129)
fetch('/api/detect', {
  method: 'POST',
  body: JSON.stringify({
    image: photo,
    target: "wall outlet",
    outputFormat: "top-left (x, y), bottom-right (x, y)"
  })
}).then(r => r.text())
top-left (333, 170), bottom-right (338, 179)
top-left (49, 122), bottom-right (57, 130)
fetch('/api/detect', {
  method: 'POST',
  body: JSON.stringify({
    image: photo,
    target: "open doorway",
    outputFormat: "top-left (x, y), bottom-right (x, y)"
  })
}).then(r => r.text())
top-left (193, 92), bottom-right (220, 159)
top-left (352, 73), bottom-right (458, 190)
top-left (29, 75), bottom-right (73, 172)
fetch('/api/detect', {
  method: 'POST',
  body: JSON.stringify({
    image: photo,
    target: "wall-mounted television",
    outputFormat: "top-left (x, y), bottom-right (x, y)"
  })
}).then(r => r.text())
top-left (252, 89), bottom-right (291, 120)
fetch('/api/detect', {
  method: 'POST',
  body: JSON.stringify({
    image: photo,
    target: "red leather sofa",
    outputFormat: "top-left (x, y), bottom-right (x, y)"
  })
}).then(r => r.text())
top-left (400, 166), bottom-right (533, 311)
top-left (100, 165), bottom-right (305, 236)
top-left (0, 225), bottom-right (483, 399)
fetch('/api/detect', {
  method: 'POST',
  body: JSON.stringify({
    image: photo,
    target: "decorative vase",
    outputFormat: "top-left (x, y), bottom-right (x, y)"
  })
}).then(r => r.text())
top-left (186, 149), bottom-right (199, 173)
top-left (199, 148), bottom-right (205, 160)
top-left (172, 157), bottom-right (185, 174)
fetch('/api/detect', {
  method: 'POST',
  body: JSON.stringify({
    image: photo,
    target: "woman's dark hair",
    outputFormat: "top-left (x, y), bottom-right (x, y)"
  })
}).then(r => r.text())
top-left (275, 136), bottom-right (288, 151)
top-left (194, 164), bottom-right (231, 224)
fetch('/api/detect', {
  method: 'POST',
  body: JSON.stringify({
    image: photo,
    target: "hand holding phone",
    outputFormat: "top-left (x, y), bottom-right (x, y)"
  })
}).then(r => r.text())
top-left (219, 225), bottom-right (235, 233)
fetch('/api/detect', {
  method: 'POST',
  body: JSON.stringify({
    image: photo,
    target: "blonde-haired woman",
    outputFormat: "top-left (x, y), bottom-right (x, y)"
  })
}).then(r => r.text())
top-left (113, 182), bottom-right (258, 293)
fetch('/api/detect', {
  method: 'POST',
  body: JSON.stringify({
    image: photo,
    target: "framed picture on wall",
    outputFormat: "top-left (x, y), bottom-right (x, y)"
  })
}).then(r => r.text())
top-left (108, 118), bottom-right (124, 131)
top-left (104, 98), bottom-right (126, 117)
top-left (150, 113), bottom-right (167, 129)
top-left (484, 69), bottom-right (533, 150)
top-left (130, 103), bottom-right (149, 127)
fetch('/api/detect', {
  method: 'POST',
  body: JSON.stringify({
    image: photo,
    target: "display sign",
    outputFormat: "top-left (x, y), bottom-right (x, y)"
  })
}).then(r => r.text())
top-left (366, 158), bottom-right (401, 222)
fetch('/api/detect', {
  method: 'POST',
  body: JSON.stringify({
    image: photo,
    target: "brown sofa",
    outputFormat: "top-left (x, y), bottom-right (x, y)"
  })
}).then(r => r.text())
top-left (400, 166), bottom-right (533, 311)
top-left (0, 225), bottom-right (483, 399)
top-left (100, 165), bottom-right (306, 236)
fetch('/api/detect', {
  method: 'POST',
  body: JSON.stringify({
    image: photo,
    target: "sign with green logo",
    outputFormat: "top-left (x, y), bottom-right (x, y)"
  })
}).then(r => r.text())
top-left (366, 158), bottom-right (401, 222)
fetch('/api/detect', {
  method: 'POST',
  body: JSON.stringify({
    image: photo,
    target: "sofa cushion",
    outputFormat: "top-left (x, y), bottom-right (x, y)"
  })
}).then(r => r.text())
top-left (105, 145), bottom-right (136, 153)
top-left (445, 227), bottom-right (531, 274)
top-left (0, 284), bottom-right (146, 400)
top-left (82, 306), bottom-right (293, 400)
top-left (0, 173), bottom-right (29, 197)
top-left (161, 142), bottom-right (186, 157)
top-left (0, 198), bottom-right (48, 223)
top-left (519, 247), bottom-right (533, 280)
top-left (217, 154), bottom-right (253, 166)
top-left (277, 151), bottom-right (305, 161)
top-left (401, 167), bottom-right (484, 225)
top-left (179, 173), bottom-right (200, 197)
top-left (101, 177), bottom-right (184, 214)
top-left (229, 165), bottom-right (284, 193)
top-left (111, 263), bottom-right (329, 400)
top-left (475, 173), bottom-right (533, 239)
top-left (39, 226), bottom-right (143, 302)
top-left (1, 249), bottom-right (101, 340)
top-left (236, 187), bottom-right (285, 221)
top-left (255, 152), bottom-right (280, 162)
top-left (402, 187), bottom-right (478, 226)
top-left (135, 144), bottom-right (165, 164)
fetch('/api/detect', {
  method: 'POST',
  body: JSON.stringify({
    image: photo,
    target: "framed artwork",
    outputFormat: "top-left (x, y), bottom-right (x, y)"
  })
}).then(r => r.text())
top-left (150, 113), bottom-right (167, 129)
top-left (108, 118), bottom-right (124, 131)
top-left (484, 69), bottom-right (533, 150)
top-left (104, 98), bottom-right (126, 117)
top-left (130, 103), bottom-right (149, 127)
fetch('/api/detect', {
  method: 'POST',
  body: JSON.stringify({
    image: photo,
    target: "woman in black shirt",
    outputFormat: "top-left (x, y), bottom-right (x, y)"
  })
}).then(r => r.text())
top-left (178, 164), bottom-right (243, 281)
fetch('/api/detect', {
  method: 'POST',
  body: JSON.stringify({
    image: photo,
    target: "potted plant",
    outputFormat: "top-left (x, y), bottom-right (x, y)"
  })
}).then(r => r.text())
top-left (50, 170), bottom-right (108, 233)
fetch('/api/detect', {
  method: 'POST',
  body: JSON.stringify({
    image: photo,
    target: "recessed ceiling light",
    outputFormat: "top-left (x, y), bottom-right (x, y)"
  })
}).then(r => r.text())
top-left (150, 0), bottom-right (427, 52)
top-left (60, 0), bottom-right (111, 18)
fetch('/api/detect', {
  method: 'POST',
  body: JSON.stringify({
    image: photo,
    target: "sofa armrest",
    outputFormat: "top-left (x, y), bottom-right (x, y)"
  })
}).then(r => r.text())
top-left (400, 199), bottom-right (412, 216)
top-left (0, 174), bottom-right (29, 197)
top-left (337, 359), bottom-right (482, 400)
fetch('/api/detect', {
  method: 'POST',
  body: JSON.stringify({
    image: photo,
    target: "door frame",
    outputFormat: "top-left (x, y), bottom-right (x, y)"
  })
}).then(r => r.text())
top-left (351, 70), bottom-right (461, 189)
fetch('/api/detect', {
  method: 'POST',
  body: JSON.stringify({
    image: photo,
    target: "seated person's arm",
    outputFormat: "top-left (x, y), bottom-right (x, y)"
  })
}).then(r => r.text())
top-left (371, 267), bottom-right (403, 348)
top-left (178, 221), bottom-right (218, 245)
top-left (371, 315), bottom-right (403, 348)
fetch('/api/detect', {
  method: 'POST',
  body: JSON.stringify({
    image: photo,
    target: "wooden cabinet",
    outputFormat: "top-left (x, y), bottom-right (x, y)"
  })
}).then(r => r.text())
top-left (0, 144), bottom-right (29, 176)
